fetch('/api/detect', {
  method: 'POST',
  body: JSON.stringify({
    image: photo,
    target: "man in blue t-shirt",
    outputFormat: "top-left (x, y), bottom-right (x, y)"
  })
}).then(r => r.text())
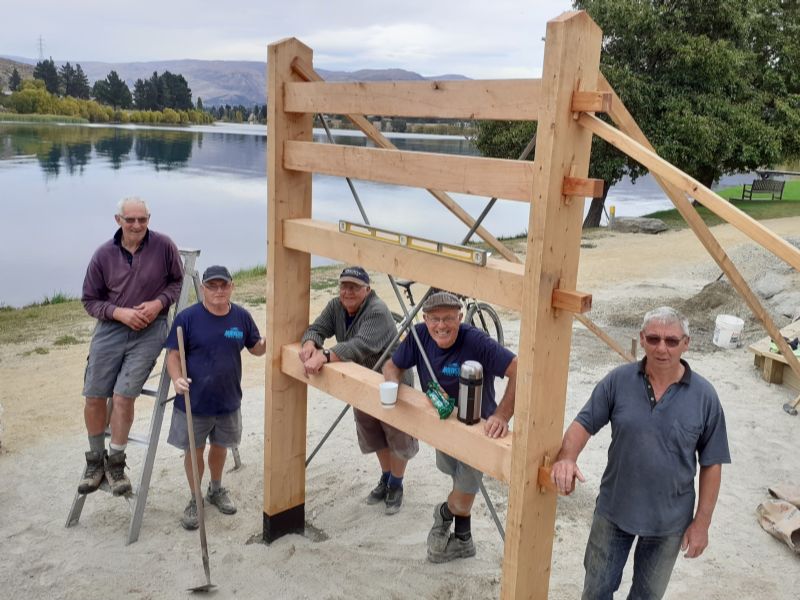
top-left (165, 265), bottom-right (265, 530)
top-left (551, 306), bottom-right (730, 600)
top-left (383, 291), bottom-right (517, 563)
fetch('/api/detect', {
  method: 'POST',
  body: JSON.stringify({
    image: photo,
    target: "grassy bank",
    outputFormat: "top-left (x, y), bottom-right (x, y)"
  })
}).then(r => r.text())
top-left (644, 181), bottom-right (800, 227)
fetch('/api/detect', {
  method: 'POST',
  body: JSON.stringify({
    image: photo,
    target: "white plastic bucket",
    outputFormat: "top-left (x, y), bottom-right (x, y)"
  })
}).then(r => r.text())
top-left (712, 314), bottom-right (744, 349)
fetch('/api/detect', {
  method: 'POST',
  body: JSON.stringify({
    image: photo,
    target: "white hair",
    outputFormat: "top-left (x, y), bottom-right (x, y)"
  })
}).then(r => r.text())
top-left (117, 196), bottom-right (149, 216)
top-left (641, 306), bottom-right (690, 337)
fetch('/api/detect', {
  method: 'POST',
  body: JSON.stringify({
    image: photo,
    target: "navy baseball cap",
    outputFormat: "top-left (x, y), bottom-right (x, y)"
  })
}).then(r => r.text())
top-left (202, 265), bottom-right (232, 283)
top-left (339, 266), bottom-right (370, 286)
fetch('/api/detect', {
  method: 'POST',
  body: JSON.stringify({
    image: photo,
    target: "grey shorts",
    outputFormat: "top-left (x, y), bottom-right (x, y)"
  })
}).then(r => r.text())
top-left (436, 449), bottom-right (483, 495)
top-left (353, 408), bottom-right (419, 460)
top-left (83, 317), bottom-right (168, 399)
top-left (167, 408), bottom-right (242, 450)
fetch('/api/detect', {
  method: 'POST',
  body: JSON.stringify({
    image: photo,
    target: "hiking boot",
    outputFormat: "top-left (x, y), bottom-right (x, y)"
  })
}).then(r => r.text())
top-left (206, 486), bottom-right (237, 515)
top-left (77, 450), bottom-right (106, 494)
top-left (385, 485), bottom-right (403, 515)
top-left (104, 451), bottom-right (132, 496)
top-left (427, 502), bottom-right (453, 555)
top-left (181, 497), bottom-right (199, 530)
top-left (427, 533), bottom-right (476, 563)
top-left (366, 479), bottom-right (388, 505)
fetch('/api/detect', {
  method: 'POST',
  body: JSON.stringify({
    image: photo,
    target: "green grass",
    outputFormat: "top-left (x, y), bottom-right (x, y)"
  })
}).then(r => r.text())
top-left (0, 298), bottom-right (88, 345)
top-left (27, 292), bottom-right (75, 307)
top-left (0, 113), bottom-right (88, 124)
top-left (22, 347), bottom-right (50, 356)
top-left (53, 335), bottom-right (81, 346)
top-left (644, 181), bottom-right (800, 227)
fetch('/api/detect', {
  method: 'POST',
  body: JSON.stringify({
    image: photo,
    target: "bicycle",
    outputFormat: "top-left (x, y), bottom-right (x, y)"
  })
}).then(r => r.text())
top-left (391, 279), bottom-right (504, 346)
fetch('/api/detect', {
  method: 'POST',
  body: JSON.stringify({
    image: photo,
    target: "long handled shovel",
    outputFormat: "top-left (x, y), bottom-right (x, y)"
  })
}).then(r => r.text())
top-left (783, 392), bottom-right (800, 416)
top-left (177, 326), bottom-right (217, 593)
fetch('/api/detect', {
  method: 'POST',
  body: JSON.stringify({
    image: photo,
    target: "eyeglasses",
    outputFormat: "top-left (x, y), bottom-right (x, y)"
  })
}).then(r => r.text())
top-left (120, 216), bottom-right (149, 224)
top-left (204, 281), bottom-right (231, 291)
top-left (425, 315), bottom-right (460, 325)
top-left (643, 334), bottom-right (685, 348)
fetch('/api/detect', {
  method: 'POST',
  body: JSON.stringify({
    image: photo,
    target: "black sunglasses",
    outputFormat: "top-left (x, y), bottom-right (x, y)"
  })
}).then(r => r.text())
top-left (643, 334), bottom-right (685, 348)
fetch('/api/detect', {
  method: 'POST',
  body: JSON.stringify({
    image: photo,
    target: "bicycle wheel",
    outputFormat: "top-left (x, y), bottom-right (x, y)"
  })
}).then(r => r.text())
top-left (466, 302), bottom-right (504, 346)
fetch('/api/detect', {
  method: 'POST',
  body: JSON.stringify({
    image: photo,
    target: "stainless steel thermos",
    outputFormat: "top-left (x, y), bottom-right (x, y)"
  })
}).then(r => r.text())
top-left (458, 360), bottom-right (483, 425)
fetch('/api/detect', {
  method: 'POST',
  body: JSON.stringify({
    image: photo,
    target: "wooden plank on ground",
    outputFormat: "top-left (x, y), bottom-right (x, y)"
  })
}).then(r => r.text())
top-left (281, 344), bottom-right (513, 482)
top-left (283, 79), bottom-right (541, 120)
top-left (501, 11), bottom-right (602, 600)
top-left (282, 218), bottom-right (524, 310)
top-left (283, 141), bottom-right (535, 202)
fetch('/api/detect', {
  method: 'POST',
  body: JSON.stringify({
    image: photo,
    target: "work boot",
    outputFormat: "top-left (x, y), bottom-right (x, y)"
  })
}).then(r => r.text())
top-left (385, 485), bottom-right (403, 515)
top-left (77, 450), bottom-right (106, 494)
top-left (427, 533), bottom-right (476, 563)
top-left (181, 497), bottom-right (199, 530)
top-left (206, 485), bottom-right (237, 515)
top-left (104, 451), bottom-right (132, 496)
top-left (427, 502), bottom-right (453, 555)
top-left (366, 478), bottom-right (388, 505)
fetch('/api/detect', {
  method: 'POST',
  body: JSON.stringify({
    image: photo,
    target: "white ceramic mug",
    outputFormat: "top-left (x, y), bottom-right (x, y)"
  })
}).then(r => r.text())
top-left (379, 381), bottom-right (399, 408)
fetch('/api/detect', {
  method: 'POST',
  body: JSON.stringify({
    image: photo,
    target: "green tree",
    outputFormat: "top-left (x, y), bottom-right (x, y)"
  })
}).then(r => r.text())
top-left (33, 57), bottom-right (60, 95)
top-left (573, 0), bottom-right (800, 188)
top-left (72, 64), bottom-right (91, 99)
top-left (196, 96), bottom-right (203, 110)
top-left (9, 67), bottom-right (22, 92)
top-left (93, 70), bottom-right (132, 109)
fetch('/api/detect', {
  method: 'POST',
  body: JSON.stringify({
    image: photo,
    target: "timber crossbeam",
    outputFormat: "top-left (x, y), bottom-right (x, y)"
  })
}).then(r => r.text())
top-left (281, 344), bottom-right (513, 482)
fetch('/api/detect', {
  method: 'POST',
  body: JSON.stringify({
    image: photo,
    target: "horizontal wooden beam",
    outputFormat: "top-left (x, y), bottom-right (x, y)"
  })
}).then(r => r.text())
top-left (288, 57), bottom-right (522, 264)
top-left (284, 141), bottom-right (535, 202)
top-left (578, 112), bottom-right (800, 273)
top-left (562, 176), bottom-right (604, 198)
top-left (283, 79), bottom-right (541, 121)
top-left (283, 219), bottom-right (524, 310)
top-left (571, 90), bottom-right (612, 113)
top-left (282, 343), bottom-right (512, 482)
top-left (551, 289), bottom-right (592, 313)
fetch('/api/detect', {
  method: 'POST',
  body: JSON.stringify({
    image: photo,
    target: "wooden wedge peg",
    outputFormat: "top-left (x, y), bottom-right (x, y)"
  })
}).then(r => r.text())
top-left (571, 90), bottom-right (612, 113)
top-left (562, 176), bottom-right (605, 199)
top-left (552, 289), bottom-right (592, 313)
top-left (538, 460), bottom-right (565, 496)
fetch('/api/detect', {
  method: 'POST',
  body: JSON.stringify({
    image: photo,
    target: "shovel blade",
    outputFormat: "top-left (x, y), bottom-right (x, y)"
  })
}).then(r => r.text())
top-left (188, 583), bottom-right (217, 593)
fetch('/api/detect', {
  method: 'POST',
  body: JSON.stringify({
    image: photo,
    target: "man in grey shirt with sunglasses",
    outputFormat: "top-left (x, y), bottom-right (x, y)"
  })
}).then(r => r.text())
top-left (551, 306), bottom-right (730, 600)
top-left (79, 197), bottom-right (183, 499)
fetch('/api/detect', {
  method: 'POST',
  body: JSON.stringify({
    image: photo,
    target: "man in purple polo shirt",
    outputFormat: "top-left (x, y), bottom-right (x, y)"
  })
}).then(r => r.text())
top-left (79, 197), bottom-right (183, 497)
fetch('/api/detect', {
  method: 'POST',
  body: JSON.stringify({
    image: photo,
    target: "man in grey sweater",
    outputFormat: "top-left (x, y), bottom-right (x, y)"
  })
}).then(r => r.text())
top-left (299, 266), bottom-right (418, 515)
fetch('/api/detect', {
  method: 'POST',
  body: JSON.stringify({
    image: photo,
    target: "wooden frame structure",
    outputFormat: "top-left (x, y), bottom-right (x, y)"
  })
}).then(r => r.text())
top-left (264, 10), bottom-right (800, 599)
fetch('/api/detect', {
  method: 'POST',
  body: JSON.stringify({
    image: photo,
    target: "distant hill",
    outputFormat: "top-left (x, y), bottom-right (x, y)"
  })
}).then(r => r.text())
top-left (0, 58), bottom-right (34, 89)
top-left (0, 56), bottom-right (469, 107)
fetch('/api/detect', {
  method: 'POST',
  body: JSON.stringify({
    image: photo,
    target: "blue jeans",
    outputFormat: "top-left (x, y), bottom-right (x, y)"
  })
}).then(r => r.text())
top-left (582, 511), bottom-right (683, 600)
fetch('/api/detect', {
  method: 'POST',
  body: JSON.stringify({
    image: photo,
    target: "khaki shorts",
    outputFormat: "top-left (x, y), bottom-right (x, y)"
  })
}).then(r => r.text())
top-left (353, 408), bottom-right (419, 460)
top-left (436, 449), bottom-right (483, 495)
top-left (83, 317), bottom-right (168, 399)
top-left (167, 407), bottom-right (242, 450)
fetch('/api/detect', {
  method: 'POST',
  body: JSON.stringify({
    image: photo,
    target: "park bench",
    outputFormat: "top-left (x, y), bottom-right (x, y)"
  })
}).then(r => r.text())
top-left (741, 178), bottom-right (785, 201)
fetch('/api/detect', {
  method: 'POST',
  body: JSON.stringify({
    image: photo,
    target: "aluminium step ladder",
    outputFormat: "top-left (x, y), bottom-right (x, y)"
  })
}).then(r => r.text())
top-left (65, 248), bottom-right (219, 544)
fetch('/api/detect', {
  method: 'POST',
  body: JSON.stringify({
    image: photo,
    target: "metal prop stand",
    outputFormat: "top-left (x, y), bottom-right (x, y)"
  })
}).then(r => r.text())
top-left (305, 115), bottom-right (537, 541)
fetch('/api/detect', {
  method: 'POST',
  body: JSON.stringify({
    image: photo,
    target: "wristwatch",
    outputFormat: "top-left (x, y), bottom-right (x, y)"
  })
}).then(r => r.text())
top-left (322, 349), bottom-right (331, 363)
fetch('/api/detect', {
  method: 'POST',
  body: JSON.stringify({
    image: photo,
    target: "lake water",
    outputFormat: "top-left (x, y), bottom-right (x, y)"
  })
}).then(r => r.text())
top-left (0, 121), bottom-right (752, 307)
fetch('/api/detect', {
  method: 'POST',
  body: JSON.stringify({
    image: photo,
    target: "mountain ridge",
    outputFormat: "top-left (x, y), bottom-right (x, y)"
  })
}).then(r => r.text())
top-left (0, 56), bottom-right (469, 107)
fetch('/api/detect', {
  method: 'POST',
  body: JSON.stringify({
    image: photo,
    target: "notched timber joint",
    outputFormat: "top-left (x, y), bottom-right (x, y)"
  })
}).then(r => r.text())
top-left (562, 176), bottom-right (604, 201)
top-left (552, 288), bottom-right (592, 314)
top-left (538, 456), bottom-right (564, 495)
top-left (571, 90), bottom-right (612, 114)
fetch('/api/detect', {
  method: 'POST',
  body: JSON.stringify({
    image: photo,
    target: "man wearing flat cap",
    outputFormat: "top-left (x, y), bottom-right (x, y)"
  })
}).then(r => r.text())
top-left (165, 265), bottom-right (266, 530)
top-left (383, 291), bottom-right (517, 563)
top-left (299, 265), bottom-right (418, 515)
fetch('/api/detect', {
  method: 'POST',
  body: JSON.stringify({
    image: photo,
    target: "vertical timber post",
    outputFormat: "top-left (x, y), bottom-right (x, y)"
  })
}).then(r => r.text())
top-left (263, 38), bottom-right (313, 542)
top-left (501, 12), bottom-right (602, 599)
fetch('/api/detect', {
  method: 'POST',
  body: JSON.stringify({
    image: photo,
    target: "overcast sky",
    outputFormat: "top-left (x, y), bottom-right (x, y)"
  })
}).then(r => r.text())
top-left (2, 0), bottom-right (574, 78)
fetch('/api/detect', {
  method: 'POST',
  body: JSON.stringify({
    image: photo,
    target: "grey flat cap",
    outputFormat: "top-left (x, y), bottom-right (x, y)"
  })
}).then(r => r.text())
top-left (422, 291), bottom-right (462, 312)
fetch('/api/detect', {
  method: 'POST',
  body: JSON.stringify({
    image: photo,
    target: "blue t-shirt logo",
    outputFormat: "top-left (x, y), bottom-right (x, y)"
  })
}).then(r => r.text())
top-left (224, 327), bottom-right (244, 340)
top-left (442, 362), bottom-right (460, 377)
